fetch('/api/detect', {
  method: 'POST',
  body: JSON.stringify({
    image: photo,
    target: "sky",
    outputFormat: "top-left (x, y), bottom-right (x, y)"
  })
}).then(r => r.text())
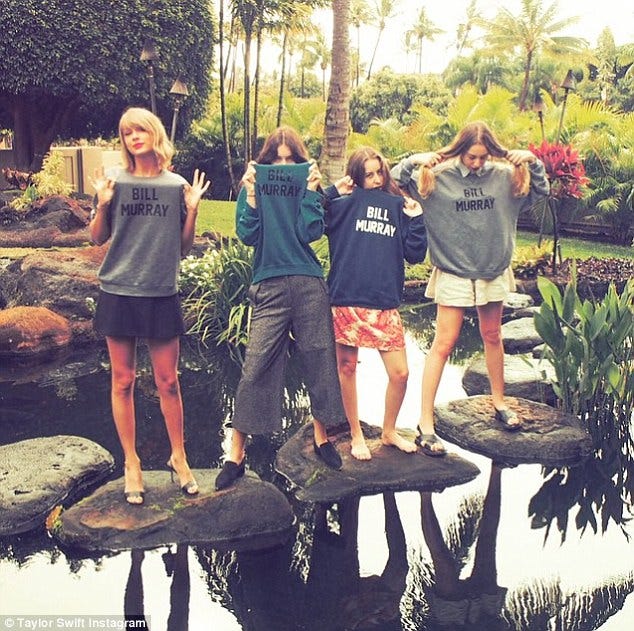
top-left (315, 0), bottom-right (634, 75)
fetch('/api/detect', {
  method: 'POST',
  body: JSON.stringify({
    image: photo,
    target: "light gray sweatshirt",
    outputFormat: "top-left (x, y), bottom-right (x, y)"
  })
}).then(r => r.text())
top-left (96, 168), bottom-right (187, 296)
top-left (393, 157), bottom-right (549, 279)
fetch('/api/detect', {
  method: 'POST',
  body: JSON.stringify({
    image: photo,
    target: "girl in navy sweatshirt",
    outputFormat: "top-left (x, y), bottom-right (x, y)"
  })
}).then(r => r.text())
top-left (325, 147), bottom-right (427, 460)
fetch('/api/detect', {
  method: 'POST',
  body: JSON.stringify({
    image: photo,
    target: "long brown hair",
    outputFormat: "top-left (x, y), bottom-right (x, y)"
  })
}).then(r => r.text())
top-left (418, 121), bottom-right (529, 198)
top-left (346, 146), bottom-right (401, 195)
top-left (256, 126), bottom-right (310, 164)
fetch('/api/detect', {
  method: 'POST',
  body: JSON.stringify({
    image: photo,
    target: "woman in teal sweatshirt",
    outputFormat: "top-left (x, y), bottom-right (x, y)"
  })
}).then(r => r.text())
top-left (215, 126), bottom-right (346, 490)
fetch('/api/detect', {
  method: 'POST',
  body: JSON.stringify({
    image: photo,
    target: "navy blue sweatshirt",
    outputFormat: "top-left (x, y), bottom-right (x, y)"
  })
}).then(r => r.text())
top-left (325, 187), bottom-right (427, 309)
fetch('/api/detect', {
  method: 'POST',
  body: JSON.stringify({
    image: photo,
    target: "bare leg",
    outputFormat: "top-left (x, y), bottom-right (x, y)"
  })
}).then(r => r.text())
top-left (106, 336), bottom-right (144, 501)
top-left (336, 343), bottom-right (370, 460)
top-left (419, 305), bottom-right (464, 452)
top-left (380, 348), bottom-right (416, 452)
top-left (147, 336), bottom-right (197, 493)
top-left (476, 301), bottom-right (518, 428)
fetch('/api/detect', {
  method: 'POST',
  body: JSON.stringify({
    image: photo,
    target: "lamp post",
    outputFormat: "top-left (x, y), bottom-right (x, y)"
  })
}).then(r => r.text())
top-left (532, 91), bottom-right (546, 142)
top-left (169, 78), bottom-right (189, 143)
top-left (140, 40), bottom-right (159, 114)
top-left (555, 69), bottom-right (576, 144)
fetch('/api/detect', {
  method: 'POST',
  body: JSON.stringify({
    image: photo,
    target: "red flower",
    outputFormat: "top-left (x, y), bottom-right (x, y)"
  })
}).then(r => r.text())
top-left (529, 140), bottom-right (590, 200)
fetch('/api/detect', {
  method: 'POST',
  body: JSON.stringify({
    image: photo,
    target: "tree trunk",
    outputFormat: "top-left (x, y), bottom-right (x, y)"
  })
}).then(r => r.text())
top-left (218, 0), bottom-right (238, 197)
top-left (277, 31), bottom-right (288, 128)
top-left (252, 5), bottom-right (264, 158)
top-left (518, 49), bottom-right (533, 111)
top-left (3, 94), bottom-right (76, 171)
top-left (320, 0), bottom-right (351, 184)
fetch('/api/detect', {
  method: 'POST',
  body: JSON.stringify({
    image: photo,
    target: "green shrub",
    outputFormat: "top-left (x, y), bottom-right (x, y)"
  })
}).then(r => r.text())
top-left (530, 272), bottom-right (633, 540)
top-left (180, 240), bottom-right (253, 363)
top-left (10, 151), bottom-right (72, 210)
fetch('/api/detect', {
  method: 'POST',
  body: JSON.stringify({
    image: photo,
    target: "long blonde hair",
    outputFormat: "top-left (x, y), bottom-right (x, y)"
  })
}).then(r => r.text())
top-left (417, 121), bottom-right (529, 198)
top-left (118, 107), bottom-right (174, 172)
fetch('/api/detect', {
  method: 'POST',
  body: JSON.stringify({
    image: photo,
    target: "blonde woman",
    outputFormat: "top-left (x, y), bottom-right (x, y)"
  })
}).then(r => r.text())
top-left (90, 107), bottom-right (210, 503)
top-left (391, 121), bottom-right (549, 455)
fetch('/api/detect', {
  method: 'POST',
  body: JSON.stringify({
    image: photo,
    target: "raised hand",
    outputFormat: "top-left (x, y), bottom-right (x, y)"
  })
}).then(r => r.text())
top-left (184, 168), bottom-right (211, 212)
top-left (90, 168), bottom-right (116, 210)
top-left (307, 160), bottom-right (322, 191)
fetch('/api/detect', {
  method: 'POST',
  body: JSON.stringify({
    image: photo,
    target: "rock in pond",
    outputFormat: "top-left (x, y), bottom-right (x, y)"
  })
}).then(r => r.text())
top-left (463, 353), bottom-right (556, 405)
top-left (0, 435), bottom-right (114, 535)
top-left (435, 395), bottom-right (593, 467)
top-left (275, 422), bottom-right (480, 503)
top-left (51, 469), bottom-right (294, 554)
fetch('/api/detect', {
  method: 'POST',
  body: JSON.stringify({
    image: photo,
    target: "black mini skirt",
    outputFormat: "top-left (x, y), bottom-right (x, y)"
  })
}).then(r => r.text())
top-left (93, 290), bottom-right (185, 339)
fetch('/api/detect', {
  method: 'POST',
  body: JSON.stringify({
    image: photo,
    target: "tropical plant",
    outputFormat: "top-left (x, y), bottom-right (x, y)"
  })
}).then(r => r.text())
top-left (404, 7), bottom-right (443, 74)
top-left (476, 0), bottom-right (588, 110)
top-left (10, 151), bottom-right (72, 210)
top-left (366, 0), bottom-right (401, 80)
top-left (531, 274), bottom-right (634, 540)
top-left (529, 139), bottom-right (590, 270)
top-left (180, 240), bottom-right (254, 363)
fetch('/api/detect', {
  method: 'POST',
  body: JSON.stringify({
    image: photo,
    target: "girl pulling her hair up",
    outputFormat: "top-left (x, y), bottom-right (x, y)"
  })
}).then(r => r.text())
top-left (391, 121), bottom-right (549, 456)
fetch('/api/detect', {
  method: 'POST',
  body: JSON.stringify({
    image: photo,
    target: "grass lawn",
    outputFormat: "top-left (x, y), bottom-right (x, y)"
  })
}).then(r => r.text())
top-left (198, 199), bottom-right (634, 260)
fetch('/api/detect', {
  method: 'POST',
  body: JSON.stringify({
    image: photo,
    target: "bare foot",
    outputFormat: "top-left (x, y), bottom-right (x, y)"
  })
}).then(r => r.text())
top-left (350, 435), bottom-right (372, 460)
top-left (382, 430), bottom-right (417, 453)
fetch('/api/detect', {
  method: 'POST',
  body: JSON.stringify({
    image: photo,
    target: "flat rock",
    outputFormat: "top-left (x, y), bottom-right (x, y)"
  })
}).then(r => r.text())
top-left (275, 423), bottom-right (480, 503)
top-left (0, 435), bottom-right (114, 535)
top-left (463, 353), bottom-right (556, 405)
top-left (501, 316), bottom-right (543, 353)
top-left (435, 395), bottom-right (593, 467)
top-left (0, 305), bottom-right (72, 358)
top-left (51, 469), bottom-right (294, 554)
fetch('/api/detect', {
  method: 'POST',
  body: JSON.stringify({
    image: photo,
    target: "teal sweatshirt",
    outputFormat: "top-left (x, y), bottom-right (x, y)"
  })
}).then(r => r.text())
top-left (235, 163), bottom-right (325, 284)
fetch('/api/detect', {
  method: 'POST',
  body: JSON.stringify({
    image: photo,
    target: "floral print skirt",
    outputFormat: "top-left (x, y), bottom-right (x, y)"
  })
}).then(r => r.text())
top-left (331, 306), bottom-right (405, 351)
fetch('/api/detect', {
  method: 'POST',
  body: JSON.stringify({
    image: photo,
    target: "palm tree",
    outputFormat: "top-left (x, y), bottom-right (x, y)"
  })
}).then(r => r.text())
top-left (349, 0), bottom-right (371, 87)
top-left (320, 0), bottom-right (351, 183)
top-left (455, 0), bottom-right (479, 57)
top-left (477, 0), bottom-right (587, 110)
top-left (404, 7), bottom-right (443, 74)
top-left (366, 0), bottom-right (400, 80)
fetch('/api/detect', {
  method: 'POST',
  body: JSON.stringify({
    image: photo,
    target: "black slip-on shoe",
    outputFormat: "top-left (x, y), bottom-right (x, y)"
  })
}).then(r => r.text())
top-left (313, 439), bottom-right (343, 470)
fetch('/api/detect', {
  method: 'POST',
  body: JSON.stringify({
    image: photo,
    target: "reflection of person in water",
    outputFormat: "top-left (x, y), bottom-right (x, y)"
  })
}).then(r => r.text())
top-left (420, 464), bottom-right (507, 629)
top-left (304, 492), bottom-right (409, 630)
top-left (124, 545), bottom-right (190, 630)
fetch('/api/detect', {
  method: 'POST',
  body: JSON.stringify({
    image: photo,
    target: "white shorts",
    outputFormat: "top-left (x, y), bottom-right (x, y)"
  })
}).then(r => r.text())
top-left (424, 267), bottom-right (516, 307)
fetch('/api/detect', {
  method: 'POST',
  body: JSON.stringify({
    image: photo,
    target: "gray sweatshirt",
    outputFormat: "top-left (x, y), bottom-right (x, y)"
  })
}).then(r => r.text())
top-left (96, 168), bottom-right (187, 296)
top-left (393, 157), bottom-right (549, 279)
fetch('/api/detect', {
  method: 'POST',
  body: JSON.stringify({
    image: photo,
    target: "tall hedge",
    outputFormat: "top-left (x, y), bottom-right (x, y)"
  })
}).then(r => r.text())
top-left (0, 0), bottom-right (215, 170)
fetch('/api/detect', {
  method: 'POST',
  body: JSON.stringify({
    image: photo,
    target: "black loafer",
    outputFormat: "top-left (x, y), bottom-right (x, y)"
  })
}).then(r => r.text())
top-left (494, 408), bottom-right (521, 432)
top-left (313, 439), bottom-right (343, 470)
top-left (215, 459), bottom-right (246, 490)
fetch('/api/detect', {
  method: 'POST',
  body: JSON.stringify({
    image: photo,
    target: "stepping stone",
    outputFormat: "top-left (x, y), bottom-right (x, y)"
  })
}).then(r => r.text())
top-left (435, 395), bottom-right (593, 467)
top-left (0, 435), bottom-right (114, 535)
top-left (501, 316), bottom-right (543, 353)
top-left (275, 422), bottom-right (480, 503)
top-left (463, 354), bottom-right (556, 405)
top-left (51, 469), bottom-right (294, 554)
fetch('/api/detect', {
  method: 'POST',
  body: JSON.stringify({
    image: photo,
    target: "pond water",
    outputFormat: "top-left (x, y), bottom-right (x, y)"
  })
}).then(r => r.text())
top-left (1, 308), bottom-right (633, 631)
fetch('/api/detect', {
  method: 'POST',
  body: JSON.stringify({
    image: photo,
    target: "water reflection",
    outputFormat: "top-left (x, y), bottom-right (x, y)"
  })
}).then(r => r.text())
top-left (1, 314), bottom-right (634, 629)
top-left (420, 465), bottom-right (506, 630)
